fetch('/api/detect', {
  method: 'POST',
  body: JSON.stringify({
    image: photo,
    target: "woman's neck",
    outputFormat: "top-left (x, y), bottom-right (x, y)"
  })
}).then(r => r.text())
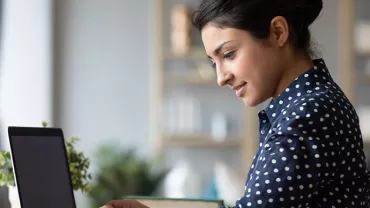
top-left (273, 55), bottom-right (314, 98)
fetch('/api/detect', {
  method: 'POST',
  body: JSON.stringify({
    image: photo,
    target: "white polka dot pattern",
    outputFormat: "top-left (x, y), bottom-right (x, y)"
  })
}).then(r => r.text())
top-left (231, 59), bottom-right (370, 208)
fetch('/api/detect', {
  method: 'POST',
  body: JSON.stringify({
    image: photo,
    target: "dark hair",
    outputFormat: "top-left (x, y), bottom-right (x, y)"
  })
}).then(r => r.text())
top-left (192, 0), bottom-right (323, 57)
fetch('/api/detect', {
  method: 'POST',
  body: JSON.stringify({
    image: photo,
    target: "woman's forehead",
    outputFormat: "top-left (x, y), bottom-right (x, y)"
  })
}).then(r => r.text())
top-left (201, 26), bottom-right (249, 53)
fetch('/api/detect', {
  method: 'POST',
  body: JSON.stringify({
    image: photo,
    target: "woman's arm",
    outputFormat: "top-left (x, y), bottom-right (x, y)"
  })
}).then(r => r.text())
top-left (235, 101), bottom-right (336, 207)
top-left (236, 134), bottom-right (323, 207)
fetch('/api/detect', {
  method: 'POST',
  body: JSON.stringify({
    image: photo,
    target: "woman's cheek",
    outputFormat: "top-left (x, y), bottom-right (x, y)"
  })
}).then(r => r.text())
top-left (232, 56), bottom-right (251, 80)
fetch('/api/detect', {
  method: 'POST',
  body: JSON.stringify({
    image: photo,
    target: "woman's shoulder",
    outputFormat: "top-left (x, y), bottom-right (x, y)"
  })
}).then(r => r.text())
top-left (269, 87), bottom-right (360, 145)
top-left (275, 79), bottom-right (358, 130)
top-left (266, 58), bottom-right (358, 128)
top-left (283, 85), bottom-right (356, 121)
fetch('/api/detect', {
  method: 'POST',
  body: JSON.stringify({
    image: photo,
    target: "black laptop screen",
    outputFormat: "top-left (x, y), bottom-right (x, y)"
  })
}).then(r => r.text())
top-left (10, 135), bottom-right (75, 208)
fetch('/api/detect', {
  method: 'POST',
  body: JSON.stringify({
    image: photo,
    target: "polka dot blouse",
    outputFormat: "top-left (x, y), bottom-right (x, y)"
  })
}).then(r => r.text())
top-left (230, 59), bottom-right (370, 207)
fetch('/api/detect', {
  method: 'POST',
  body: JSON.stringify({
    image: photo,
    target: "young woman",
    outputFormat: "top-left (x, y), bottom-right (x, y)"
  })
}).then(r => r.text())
top-left (101, 0), bottom-right (370, 207)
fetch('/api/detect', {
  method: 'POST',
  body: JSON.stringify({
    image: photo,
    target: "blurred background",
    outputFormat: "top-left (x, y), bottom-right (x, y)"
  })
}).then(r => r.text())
top-left (0, 0), bottom-right (369, 207)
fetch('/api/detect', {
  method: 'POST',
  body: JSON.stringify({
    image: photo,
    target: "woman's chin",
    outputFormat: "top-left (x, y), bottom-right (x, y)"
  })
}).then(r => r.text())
top-left (242, 97), bottom-right (257, 107)
top-left (242, 95), bottom-right (264, 107)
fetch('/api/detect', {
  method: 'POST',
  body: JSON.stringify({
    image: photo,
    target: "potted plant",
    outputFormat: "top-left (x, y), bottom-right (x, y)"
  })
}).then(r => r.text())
top-left (0, 122), bottom-right (92, 208)
top-left (88, 144), bottom-right (167, 207)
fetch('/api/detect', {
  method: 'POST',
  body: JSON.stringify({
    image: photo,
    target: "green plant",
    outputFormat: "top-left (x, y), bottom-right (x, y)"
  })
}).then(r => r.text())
top-left (0, 122), bottom-right (92, 193)
top-left (88, 144), bottom-right (167, 207)
top-left (64, 137), bottom-right (92, 193)
top-left (0, 150), bottom-right (14, 186)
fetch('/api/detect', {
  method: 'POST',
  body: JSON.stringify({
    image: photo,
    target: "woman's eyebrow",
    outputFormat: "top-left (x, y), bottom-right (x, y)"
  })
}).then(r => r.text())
top-left (207, 40), bottom-right (235, 59)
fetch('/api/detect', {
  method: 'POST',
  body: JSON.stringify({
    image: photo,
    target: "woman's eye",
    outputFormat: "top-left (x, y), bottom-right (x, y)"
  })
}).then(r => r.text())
top-left (210, 60), bottom-right (216, 69)
top-left (223, 51), bottom-right (235, 59)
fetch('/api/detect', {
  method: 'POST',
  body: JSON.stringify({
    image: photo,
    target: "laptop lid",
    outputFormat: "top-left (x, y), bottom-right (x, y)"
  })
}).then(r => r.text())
top-left (8, 126), bottom-right (76, 208)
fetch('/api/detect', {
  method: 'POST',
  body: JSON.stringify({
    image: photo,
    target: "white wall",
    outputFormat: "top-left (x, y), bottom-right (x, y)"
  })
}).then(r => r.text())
top-left (0, 0), bottom-right (53, 149)
top-left (53, 0), bottom-right (153, 207)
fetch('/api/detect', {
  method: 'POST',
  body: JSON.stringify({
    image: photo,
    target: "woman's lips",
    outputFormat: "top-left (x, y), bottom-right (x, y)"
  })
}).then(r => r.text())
top-left (234, 82), bottom-right (247, 97)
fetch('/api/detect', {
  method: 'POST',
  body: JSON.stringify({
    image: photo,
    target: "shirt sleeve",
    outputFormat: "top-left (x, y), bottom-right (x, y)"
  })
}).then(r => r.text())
top-left (235, 111), bottom-right (332, 207)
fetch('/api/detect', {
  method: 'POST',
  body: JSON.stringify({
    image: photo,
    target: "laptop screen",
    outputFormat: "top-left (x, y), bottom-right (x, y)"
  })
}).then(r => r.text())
top-left (9, 134), bottom-right (76, 208)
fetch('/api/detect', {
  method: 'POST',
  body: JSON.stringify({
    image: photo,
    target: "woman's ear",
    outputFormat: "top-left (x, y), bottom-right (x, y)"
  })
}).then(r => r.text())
top-left (269, 16), bottom-right (290, 48)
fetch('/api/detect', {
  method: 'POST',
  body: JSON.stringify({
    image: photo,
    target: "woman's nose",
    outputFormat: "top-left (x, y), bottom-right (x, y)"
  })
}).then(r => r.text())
top-left (217, 72), bottom-right (233, 87)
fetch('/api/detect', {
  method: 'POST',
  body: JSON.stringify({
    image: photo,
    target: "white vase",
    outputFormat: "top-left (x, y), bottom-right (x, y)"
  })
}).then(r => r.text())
top-left (163, 160), bottom-right (203, 198)
top-left (8, 186), bottom-right (21, 208)
top-left (214, 161), bottom-right (245, 206)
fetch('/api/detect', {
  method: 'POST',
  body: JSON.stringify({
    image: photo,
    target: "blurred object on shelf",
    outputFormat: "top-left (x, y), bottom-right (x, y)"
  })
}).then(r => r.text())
top-left (164, 91), bottom-right (201, 135)
top-left (163, 160), bottom-right (203, 198)
top-left (214, 161), bottom-right (245, 207)
top-left (171, 4), bottom-right (192, 56)
top-left (211, 112), bottom-right (228, 141)
top-left (203, 178), bottom-right (219, 200)
top-left (358, 106), bottom-right (370, 141)
top-left (355, 21), bottom-right (370, 54)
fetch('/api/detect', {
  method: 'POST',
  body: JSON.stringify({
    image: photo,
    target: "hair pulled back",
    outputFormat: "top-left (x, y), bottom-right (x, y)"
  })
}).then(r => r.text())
top-left (192, 0), bottom-right (323, 57)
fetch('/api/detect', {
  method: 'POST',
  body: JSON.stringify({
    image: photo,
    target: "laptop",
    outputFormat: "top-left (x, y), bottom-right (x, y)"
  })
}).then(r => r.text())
top-left (7, 126), bottom-right (76, 208)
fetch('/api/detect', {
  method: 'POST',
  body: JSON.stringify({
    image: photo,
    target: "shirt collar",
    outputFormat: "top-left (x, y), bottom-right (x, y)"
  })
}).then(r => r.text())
top-left (263, 59), bottom-right (331, 123)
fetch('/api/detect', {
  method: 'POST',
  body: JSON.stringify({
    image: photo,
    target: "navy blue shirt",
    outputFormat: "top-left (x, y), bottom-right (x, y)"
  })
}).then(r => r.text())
top-left (232, 59), bottom-right (370, 207)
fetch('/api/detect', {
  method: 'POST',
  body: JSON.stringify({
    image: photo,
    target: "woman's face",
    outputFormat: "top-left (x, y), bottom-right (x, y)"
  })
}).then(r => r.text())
top-left (201, 23), bottom-right (288, 107)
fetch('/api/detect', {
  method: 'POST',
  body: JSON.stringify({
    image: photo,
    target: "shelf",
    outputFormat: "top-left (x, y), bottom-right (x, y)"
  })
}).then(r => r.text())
top-left (163, 46), bottom-right (208, 61)
top-left (356, 49), bottom-right (370, 56)
top-left (164, 74), bottom-right (217, 86)
top-left (164, 66), bottom-right (217, 86)
top-left (163, 133), bottom-right (241, 148)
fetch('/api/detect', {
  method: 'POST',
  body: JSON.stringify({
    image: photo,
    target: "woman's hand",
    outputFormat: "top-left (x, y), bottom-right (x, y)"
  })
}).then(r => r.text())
top-left (100, 199), bottom-right (149, 208)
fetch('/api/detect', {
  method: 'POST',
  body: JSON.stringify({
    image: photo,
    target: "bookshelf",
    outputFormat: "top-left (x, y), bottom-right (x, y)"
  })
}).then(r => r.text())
top-left (148, 1), bottom-right (370, 201)
top-left (163, 133), bottom-right (241, 148)
top-left (150, 0), bottom-right (370, 175)
top-left (151, 0), bottom-right (259, 175)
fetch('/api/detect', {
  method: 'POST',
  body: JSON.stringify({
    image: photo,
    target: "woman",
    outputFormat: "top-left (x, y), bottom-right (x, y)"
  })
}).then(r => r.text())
top-left (101, 0), bottom-right (370, 207)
